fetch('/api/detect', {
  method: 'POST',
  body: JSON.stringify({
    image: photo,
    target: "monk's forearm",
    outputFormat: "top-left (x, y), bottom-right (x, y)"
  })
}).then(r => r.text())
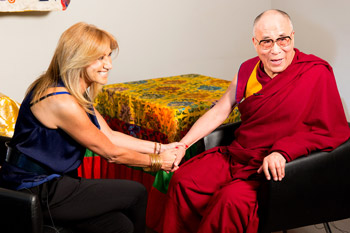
top-left (180, 109), bottom-right (228, 147)
top-left (181, 74), bottom-right (238, 147)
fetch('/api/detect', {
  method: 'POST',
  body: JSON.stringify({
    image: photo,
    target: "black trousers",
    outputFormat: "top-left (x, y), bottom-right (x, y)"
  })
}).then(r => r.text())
top-left (20, 175), bottom-right (147, 233)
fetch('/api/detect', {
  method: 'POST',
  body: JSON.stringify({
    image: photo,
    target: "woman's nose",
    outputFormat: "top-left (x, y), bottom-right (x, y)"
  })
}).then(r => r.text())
top-left (103, 57), bottom-right (112, 70)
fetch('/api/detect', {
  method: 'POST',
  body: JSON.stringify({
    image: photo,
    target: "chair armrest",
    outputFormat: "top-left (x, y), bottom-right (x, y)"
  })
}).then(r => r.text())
top-left (195, 122), bottom-right (241, 152)
top-left (258, 138), bottom-right (350, 232)
top-left (0, 187), bottom-right (43, 233)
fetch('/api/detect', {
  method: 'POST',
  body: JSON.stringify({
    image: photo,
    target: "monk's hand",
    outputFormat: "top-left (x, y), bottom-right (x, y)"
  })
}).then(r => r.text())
top-left (257, 152), bottom-right (286, 181)
top-left (171, 146), bottom-right (187, 172)
top-left (161, 142), bottom-right (186, 152)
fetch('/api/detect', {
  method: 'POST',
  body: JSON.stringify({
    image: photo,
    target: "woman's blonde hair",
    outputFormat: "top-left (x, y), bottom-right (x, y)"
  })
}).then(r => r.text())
top-left (27, 22), bottom-right (118, 113)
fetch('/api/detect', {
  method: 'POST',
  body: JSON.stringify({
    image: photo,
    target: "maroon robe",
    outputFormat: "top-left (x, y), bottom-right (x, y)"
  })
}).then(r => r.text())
top-left (231, 49), bottom-right (350, 179)
top-left (161, 49), bottom-right (350, 233)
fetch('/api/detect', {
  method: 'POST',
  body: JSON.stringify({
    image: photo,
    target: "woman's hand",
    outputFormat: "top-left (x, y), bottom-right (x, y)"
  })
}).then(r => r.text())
top-left (161, 143), bottom-right (187, 172)
top-left (159, 149), bottom-right (178, 171)
top-left (171, 146), bottom-right (187, 172)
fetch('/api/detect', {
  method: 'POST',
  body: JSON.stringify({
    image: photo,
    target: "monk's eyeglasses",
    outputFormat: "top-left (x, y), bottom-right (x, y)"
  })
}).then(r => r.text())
top-left (255, 33), bottom-right (293, 50)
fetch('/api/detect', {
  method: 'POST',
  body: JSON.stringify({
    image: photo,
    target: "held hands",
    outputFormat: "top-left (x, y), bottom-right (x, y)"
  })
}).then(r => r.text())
top-left (171, 145), bottom-right (187, 172)
top-left (147, 142), bottom-right (186, 173)
top-left (159, 149), bottom-right (178, 172)
top-left (257, 152), bottom-right (286, 181)
top-left (160, 142), bottom-right (187, 172)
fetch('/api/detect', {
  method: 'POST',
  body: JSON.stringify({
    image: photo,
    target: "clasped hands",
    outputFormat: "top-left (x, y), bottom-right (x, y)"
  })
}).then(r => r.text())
top-left (158, 142), bottom-right (186, 172)
top-left (159, 144), bottom-right (187, 172)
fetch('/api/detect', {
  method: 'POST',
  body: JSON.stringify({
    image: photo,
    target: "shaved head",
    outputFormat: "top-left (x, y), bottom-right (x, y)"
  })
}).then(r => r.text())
top-left (253, 9), bottom-right (293, 36)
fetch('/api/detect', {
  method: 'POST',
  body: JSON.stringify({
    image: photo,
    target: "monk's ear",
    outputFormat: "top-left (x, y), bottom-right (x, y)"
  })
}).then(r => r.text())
top-left (252, 37), bottom-right (259, 50)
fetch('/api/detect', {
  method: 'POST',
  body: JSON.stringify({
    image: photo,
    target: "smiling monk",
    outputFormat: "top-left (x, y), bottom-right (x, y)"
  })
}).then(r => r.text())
top-left (161, 9), bottom-right (350, 233)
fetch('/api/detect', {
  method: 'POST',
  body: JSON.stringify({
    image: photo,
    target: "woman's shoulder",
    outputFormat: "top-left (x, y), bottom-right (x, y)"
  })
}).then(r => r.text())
top-left (31, 88), bottom-right (85, 128)
top-left (43, 89), bottom-right (82, 113)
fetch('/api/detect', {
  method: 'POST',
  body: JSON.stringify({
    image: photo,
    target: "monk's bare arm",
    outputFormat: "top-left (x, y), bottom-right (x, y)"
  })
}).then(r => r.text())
top-left (172, 74), bottom-right (238, 169)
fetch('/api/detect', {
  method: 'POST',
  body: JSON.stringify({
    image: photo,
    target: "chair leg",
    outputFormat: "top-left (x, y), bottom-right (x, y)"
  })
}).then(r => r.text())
top-left (323, 222), bottom-right (332, 233)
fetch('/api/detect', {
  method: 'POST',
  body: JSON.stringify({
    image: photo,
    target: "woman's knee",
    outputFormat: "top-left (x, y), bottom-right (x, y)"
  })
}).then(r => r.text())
top-left (73, 211), bottom-right (134, 233)
top-left (134, 181), bottom-right (148, 207)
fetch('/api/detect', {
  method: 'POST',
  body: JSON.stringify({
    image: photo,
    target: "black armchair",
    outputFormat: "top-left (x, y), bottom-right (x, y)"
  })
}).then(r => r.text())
top-left (195, 122), bottom-right (350, 233)
top-left (0, 135), bottom-right (43, 233)
top-left (0, 136), bottom-right (71, 233)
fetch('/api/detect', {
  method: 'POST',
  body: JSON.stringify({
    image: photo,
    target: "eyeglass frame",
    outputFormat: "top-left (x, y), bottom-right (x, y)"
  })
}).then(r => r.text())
top-left (254, 32), bottom-right (293, 50)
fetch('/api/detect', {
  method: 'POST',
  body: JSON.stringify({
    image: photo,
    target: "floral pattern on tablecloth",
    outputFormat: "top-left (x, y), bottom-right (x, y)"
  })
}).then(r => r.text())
top-left (94, 74), bottom-right (241, 143)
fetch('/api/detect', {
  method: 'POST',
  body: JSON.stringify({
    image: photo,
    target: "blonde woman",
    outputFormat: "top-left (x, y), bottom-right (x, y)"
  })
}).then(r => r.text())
top-left (0, 22), bottom-right (182, 233)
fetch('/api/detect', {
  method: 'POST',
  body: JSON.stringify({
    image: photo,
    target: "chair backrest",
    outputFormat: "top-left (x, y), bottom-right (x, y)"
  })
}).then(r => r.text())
top-left (196, 122), bottom-right (240, 151)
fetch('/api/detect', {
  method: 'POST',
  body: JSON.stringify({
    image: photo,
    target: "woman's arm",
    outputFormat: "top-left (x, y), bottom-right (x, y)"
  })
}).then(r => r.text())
top-left (94, 110), bottom-right (183, 154)
top-left (31, 92), bottom-right (177, 171)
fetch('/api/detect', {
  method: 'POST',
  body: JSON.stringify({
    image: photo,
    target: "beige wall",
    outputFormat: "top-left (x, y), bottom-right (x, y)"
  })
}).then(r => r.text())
top-left (1, 0), bottom-right (349, 122)
top-left (0, 0), bottom-right (268, 102)
top-left (272, 0), bottom-right (350, 121)
top-left (0, 1), bottom-right (349, 232)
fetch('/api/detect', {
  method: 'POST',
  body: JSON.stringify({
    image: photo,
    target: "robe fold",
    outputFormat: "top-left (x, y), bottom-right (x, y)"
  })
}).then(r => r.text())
top-left (161, 49), bottom-right (350, 233)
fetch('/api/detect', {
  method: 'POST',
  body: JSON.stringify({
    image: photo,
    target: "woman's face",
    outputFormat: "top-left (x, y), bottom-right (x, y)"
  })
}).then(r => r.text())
top-left (85, 48), bottom-right (113, 86)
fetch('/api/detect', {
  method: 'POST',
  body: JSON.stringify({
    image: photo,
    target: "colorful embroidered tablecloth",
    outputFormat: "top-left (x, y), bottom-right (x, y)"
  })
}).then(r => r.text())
top-left (96, 73), bottom-right (240, 142)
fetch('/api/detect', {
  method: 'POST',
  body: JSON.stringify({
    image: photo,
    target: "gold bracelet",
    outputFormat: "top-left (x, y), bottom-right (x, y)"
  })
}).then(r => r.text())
top-left (143, 153), bottom-right (162, 172)
top-left (154, 153), bottom-right (162, 171)
top-left (143, 153), bottom-right (152, 172)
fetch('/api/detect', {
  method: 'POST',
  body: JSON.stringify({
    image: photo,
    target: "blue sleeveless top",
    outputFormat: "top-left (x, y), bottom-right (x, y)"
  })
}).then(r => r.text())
top-left (0, 81), bottom-right (100, 190)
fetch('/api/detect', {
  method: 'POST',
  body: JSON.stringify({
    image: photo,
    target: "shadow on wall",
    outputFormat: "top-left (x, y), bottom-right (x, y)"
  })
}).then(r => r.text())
top-left (292, 12), bottom-right (336, 65)
top-left (341, 97), bottom-right (349, 121)
top-left (291, 12), bottom-right (350, 121)
top-left (0, 11), bottom-right (49, 17)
